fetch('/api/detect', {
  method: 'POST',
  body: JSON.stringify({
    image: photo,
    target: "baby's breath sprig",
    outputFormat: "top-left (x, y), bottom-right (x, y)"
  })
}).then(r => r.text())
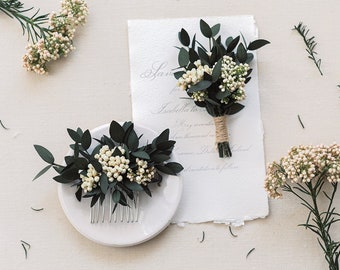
top-left (293, 22), bottom-right (323, 76)
top-left (0, 0), bottom-right (50, 44)
top-left (265, 144), bottom-right (340, 269)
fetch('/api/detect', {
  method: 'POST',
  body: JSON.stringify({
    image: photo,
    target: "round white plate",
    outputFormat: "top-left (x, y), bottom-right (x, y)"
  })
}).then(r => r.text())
top-left (58, 123), bottom-right (182, 247)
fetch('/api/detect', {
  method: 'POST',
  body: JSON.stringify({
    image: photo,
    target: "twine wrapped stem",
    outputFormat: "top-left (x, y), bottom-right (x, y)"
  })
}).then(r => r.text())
top-left (213, 115), bottom-right (232, 158)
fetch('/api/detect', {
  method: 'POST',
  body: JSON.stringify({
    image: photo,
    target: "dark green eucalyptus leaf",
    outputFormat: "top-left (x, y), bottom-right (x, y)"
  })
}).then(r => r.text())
top-left (247, 39), bottom-right (270, 50)
top-left (245, 77), bottom-right (251, 84)
top-left (156, 129), bottom-right (170, 144)
top-left (112, 146), bottom-right (123, 157)
top-left (33, 164), bottom-right (52, 180)
top-left (34, 145), bottom-right (55, 164)
top-left (165, 162), bottom-right (184, 174)
top-left (200, 19), bottom-right (212, 38)
top-left (110, 120), bottom-right (125, 143)
top-left (179, 28), bottom-right (190, 46)
top-left (174, 71), bottom-right (185, 79)
top-left (122, 121), bottom-right (133, 132)
top-left (119, 192), bottom-right (128, 206)
top-left (197, 46), bottom-right (210, 64)
top-left (127, 129), bottom-right (139, 151)
top-left (112, 190), bottom-right (121, 203)
top-left (75, 187), bottom-right (82, 202)
top-left (74, 157), bottom-right (88, 170)
top-left (217, 89), bottom-right (232, 99)
top-left (67, 128), bottom-right (81, 143)
top-left (81, 130), bottom-right (91, 150)
top-left (90, 194), bottom-right (100, 207)
top-left (211, 24), bottom-right (221, 36)
top-left (124, 181), bottom-right (144, 192)
top-left (132, 151), bottom-right (150, 160)
top-left (226, 36), bottom-right (240, 53)
top-left (155, 164), bottom-right (176, 175)
top-left (64, 156), bottom-right (74, 165)
top-left (156, 140), bottom-right (176, 151)
top-left (61, 167), bottom-right (79, 180)
top-left (76, 127), bottom-right (83, 137)
top-left (178, 48), bottom-right (189, 67)
top-left (227, 103), bottom-right (245, 115)
top-left (246, 53), bottom-right (254, 64)
top-left (225, 36), bottom-right (233, 47)
top-left (236, 43), bottom-right (247, 63)
top-left (142, 185), bottom-right (152, 197)
top-left (100, 193), bottom-right (105, 205)
top-left (187, 80), bottom-right (212, 93)
top-left (212, 58), bottom-right (222, 82)
top-left (210, 46), bottom-right (218, 65)
top-left (53, 175), bottom-right (74, 184)
top-left (189, 48), bottom-right (199, 63)
top-left (99, 174), bottom-right (109, 194)
top-left (151, 154), bottom-right (170, 163)
top-left (205, 98), bottom-right (220, 107)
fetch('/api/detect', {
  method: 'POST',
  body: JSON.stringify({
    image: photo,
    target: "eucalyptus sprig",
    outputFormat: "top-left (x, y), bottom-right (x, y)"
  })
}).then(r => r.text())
top-left (293, 22), bottom-right (323, 76)
top-left (174, 19), bottom-right (269, 158)
top-left (0, 0), bottom-right (50, 43)
top-left (34, 120), bottom-right (183, 209)
top-left (265, 144), bottom-right (340, 269)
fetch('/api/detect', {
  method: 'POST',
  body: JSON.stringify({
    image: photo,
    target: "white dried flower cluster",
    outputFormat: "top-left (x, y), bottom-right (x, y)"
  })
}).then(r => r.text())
top-left (219, 56), bottom-right (249, 104)
top-left (177, 60), bottom-right (212, 91)
top-left (23, 33), bottom-right (74, 74)
top-left (265, 143), bottom-right (340, 199)
top-left (80, 164), bottom-right (100, 193)
top-left (192, 91), bottom-right (208, 102)
top-left (127, 158), bottom-right (156, 185)
top-left (22, 0), bottom-right (88, 74)
top-left (94, 145), bottom-right (130, 182)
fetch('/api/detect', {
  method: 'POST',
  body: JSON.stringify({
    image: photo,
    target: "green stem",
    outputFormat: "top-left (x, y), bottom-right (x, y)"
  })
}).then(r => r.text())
top-left (305, 180), bottom-right (339, 270)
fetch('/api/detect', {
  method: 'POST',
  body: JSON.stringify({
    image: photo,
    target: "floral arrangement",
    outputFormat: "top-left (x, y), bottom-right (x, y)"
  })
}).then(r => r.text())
top-left (34, 120), bottom-right (183, 208)
top-left (174, 19), bottom-right (269, 158)
top-left (265, 143), bottom-right (340, 269)
top-left (1, 0), bottom-right (88, 74)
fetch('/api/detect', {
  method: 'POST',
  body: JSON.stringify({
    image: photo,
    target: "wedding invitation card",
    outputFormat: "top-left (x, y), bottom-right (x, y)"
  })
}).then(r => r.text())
top-left (128, 16), bottom-right (268, 225)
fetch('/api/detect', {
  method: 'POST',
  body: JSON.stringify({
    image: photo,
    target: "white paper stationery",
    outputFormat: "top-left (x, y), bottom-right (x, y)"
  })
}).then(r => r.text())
top-left (128, 16), bottom-right (268, 225)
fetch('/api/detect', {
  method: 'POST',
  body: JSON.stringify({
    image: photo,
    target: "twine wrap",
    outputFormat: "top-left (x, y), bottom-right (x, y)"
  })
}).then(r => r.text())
top-left (213, 115), bottom-right (232, 158)
top-left (213, 115), bottom-right (229, 144)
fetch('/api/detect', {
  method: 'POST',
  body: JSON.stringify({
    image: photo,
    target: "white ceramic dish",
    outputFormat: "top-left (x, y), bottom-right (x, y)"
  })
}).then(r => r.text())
top-left (58, 123), bottom-right (182, 247)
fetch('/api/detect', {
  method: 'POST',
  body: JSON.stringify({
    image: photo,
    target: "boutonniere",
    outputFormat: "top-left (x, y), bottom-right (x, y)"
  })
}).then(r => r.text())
top-left (265, 143), bottom-right (340, 269)
top-left (34, 120), bottom-right (183, 210)
top-left (174, 19), bottom-right (269, 158)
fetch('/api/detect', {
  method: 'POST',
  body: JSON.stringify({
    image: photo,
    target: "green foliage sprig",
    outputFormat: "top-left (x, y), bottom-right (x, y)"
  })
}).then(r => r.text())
top-left (174, 19), bottom-right (270, 158)
top-left (293, 22), bottom-right (323, 76)
top-left (265, 144), bottom-right (340, 269)
top-left (34, 120), bottom-right (183, 209)
top-left (0, 0), bottom-right (50, 43)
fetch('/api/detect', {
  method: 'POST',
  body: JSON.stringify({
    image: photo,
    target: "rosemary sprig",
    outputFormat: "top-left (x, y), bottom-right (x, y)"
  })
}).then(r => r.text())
top-left (293, 22), bottom-right (323, 76)
top-left (0, 0), bottom-right (50, 43)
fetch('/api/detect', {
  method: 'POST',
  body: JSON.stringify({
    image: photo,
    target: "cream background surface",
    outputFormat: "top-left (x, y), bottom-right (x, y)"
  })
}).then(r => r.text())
top-left (0, 0), bottom-right (339, 269)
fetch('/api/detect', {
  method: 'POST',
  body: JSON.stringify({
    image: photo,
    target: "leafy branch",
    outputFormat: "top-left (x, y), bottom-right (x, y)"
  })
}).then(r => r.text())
top-left (283, 178), bottom-right (340, 270)
top-left (0, 0), bottom-right (50, 43)
top-left (293, 22), bottom-right (323, 76)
